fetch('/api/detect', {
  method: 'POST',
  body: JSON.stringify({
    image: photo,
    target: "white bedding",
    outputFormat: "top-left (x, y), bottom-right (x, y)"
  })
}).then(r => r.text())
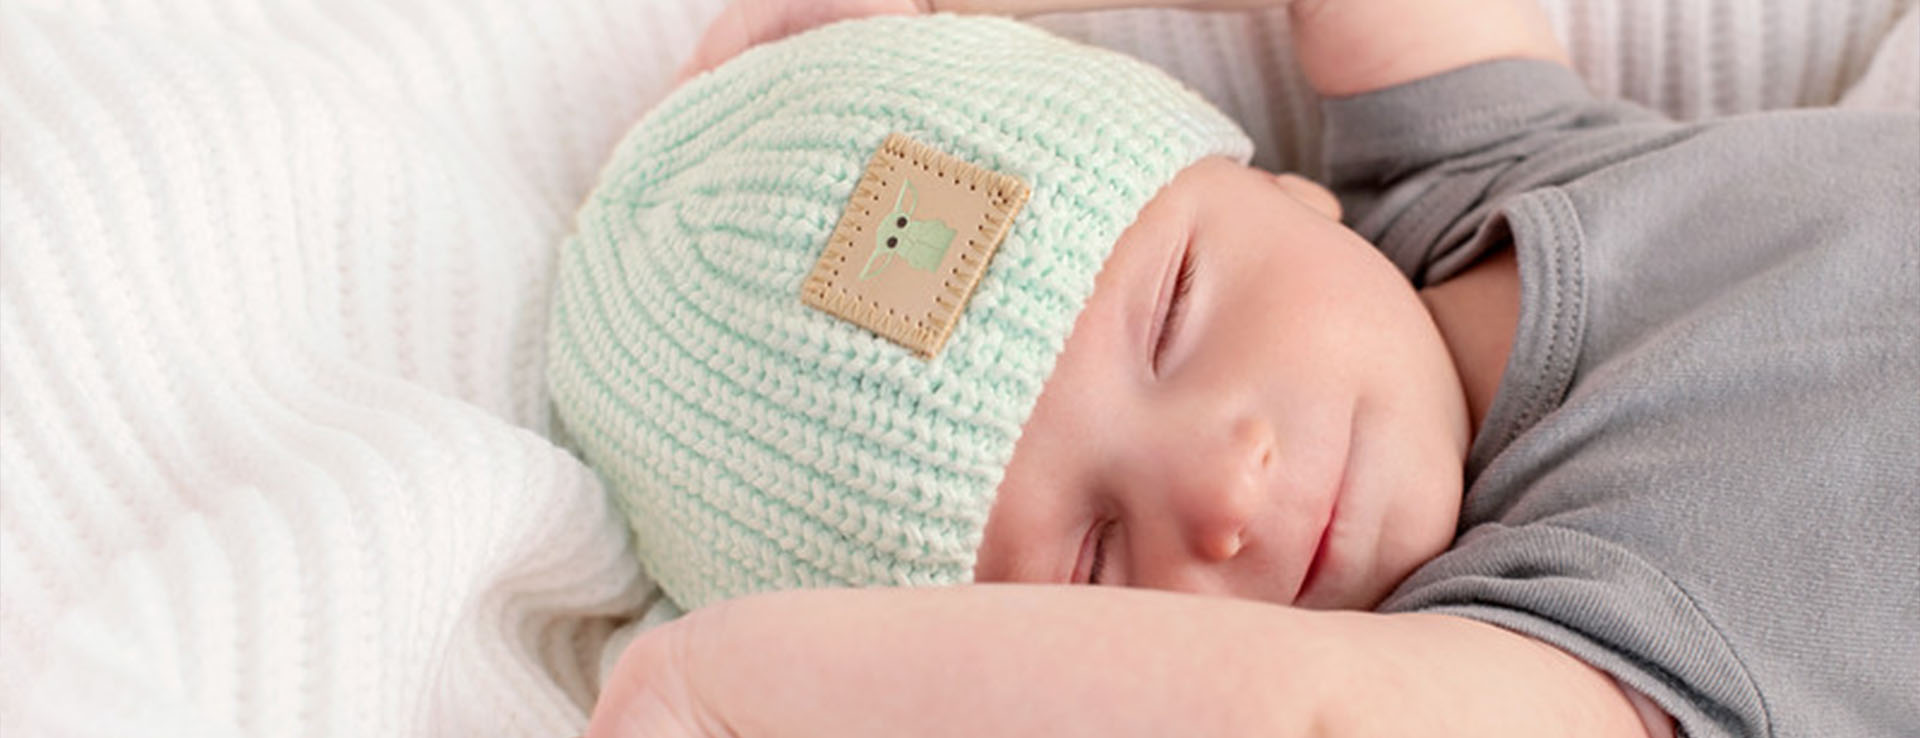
top-left (2, 1), bottom-right (1913, 735)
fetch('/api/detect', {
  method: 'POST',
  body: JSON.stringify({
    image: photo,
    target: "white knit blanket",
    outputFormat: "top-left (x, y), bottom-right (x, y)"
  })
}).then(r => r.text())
top-left (2, 1), bottom-right (1914, 735)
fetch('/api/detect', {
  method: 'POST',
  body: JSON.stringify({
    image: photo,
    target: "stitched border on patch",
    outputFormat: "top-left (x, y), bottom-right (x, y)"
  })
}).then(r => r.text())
top-left (801, 133), bottom-right (1031, 358)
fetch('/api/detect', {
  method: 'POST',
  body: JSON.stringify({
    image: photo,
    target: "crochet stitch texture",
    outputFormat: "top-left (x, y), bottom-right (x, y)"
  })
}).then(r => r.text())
top-left (547, 14), bottom-right (1251, 609)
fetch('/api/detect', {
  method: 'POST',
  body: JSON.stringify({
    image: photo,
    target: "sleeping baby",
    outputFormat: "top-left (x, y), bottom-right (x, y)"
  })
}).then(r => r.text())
top-left (547, 2), bottom-right (1918, 736)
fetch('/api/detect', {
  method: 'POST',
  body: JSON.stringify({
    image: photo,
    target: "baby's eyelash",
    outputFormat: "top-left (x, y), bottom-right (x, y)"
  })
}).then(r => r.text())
top-left (1153, 247), bottom-right (1197, 367)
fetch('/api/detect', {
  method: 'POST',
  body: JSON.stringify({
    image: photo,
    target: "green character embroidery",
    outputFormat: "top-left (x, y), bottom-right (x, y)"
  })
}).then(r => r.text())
top-left (859, 180), bottom-right (956, 280)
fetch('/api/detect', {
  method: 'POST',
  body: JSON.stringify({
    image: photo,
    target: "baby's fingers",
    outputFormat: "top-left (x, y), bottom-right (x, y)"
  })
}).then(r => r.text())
top-left (675, 0), bottom-right (760, 83)
top-left (585, 622), bottom-right (720, 738)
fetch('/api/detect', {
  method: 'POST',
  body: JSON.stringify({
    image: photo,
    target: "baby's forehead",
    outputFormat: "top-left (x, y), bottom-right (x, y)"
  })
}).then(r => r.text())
top-left (1106, 158), bottom-right (1289, 247)
top-left (1142, 159), bottom-right (1341, 233)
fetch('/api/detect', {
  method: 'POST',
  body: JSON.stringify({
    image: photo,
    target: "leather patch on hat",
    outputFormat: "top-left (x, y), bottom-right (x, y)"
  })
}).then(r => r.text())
top-left (802, 133), bottom-right (1030, 358)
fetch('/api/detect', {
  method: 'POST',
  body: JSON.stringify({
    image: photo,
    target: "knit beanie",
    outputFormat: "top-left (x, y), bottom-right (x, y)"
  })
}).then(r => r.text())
top-left (547, 14), bottom-right (1251, 610)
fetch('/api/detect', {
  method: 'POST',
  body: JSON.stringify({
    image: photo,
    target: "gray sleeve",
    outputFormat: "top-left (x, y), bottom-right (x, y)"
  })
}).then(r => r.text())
top-left (1380, 525), bottom-right (1772, 738)
top-left (1319, 60), bottom-right (1678, 286)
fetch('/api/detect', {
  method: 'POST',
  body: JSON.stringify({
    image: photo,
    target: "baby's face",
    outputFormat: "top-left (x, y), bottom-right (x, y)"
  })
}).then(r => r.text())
top-left (975, 157), bottom-right (1470, 610)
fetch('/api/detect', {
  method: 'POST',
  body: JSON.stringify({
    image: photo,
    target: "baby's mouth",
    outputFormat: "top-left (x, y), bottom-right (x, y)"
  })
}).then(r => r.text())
top-left (1295, 407), bottom-right (1358, 604)
top-left (1296, 499), bottom-right (1338, 603)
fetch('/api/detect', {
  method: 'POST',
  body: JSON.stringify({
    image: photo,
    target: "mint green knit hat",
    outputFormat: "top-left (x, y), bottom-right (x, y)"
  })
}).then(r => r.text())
top-left (548, 14), bottom-right (1251, 610)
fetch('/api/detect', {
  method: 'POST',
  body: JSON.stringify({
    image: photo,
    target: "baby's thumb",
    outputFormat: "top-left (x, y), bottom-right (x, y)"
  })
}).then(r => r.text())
top-left (584, 626), bottom-right (714, 738)
top-left (675, 3), bottom-right (759, 84)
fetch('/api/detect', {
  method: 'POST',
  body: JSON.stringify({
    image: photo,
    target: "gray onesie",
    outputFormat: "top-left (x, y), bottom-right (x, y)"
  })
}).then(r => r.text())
top-left (1323, 60), bottom-right (1919, 737)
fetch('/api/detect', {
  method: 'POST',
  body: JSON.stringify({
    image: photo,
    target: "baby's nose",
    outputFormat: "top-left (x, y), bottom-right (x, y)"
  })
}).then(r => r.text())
top-left (1175, 416), bottom-right (1275, 562)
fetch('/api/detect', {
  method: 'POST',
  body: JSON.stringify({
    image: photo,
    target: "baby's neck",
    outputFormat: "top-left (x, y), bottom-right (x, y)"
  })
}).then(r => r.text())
top-left (1416, 247), bottom-right (1521, 441)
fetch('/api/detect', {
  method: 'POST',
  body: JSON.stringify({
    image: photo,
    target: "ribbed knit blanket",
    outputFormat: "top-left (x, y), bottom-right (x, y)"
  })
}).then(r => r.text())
top-left (3, 1), bottom-right (1913, 735)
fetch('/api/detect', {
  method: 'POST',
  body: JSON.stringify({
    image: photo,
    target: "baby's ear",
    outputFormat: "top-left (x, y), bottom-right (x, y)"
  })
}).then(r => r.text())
top-left (1274, 173), bottom-right (1342, 221)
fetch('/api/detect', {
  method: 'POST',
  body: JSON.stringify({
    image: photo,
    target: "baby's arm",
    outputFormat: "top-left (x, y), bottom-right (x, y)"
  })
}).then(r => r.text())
top-left (591, 585), bottom-right (1654, 737)
top-left (934, 0), bottom-right (1568, 96)
top-left (1282, 0), bottom-right (1569, 95)
top-left (684, 0), bottom-right (1564, 97)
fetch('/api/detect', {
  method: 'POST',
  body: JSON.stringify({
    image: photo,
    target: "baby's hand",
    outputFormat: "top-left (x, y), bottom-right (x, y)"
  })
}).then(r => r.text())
top-left (677, 0), bottom-right (930, 82)
top-left (582, 612), bottom-right (723, 737)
